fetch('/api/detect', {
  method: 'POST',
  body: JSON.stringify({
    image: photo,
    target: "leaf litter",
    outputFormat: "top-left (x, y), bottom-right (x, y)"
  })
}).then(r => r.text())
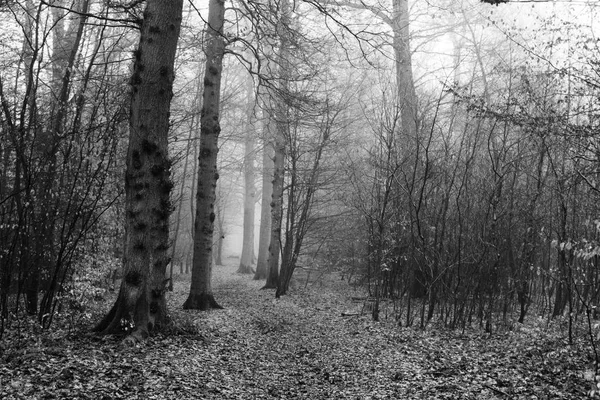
top-left (0, 261), bottom-right (592, 399)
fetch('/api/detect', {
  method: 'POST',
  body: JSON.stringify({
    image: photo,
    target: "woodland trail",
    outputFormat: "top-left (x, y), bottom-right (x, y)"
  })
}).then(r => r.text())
top-left (0, 258), bottom-right (591, 399)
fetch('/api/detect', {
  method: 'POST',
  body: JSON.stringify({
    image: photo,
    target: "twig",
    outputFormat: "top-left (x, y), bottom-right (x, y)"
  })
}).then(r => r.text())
top-left (483, 384), bottom-right (510, 397)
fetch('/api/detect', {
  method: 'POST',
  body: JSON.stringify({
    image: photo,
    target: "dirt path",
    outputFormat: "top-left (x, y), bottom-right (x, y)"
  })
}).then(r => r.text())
top-left (171, 263), bottom-right (416, 399)
top-left (0, 260), bottom-right (590, 399)
top-left (165, 262), bottom-right (587, 399)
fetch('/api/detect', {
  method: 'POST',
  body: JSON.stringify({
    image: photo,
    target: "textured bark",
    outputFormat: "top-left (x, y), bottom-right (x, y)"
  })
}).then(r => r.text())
top-left (94, 0), bottom-right (183, 341)
top-left (238, 82), bottom-right (256, 274)
top-left (183, 0), bottom-right (225, 310)
top-left (264, 130), bottom-right (284, 289)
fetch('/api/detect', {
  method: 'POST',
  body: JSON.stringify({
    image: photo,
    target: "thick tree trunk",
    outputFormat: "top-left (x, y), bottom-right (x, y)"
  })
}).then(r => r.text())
top-left (183, 0), bottom-right (225, 310)
top-left (254, 135), bottom-right (274, 280)
top-left (238, 81), bottom-right (256, 274)
top-left (94, 0), bottom-right (183, 342)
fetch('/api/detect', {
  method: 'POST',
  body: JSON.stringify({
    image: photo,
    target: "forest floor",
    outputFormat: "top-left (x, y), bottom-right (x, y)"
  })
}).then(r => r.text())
top-left (0, 258), bottom-right (596, 399)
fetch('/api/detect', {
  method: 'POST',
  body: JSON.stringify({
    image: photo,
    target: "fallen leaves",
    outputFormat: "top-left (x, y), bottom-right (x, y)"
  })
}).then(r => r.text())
top-left (0, 262), bottom-right (593, 399)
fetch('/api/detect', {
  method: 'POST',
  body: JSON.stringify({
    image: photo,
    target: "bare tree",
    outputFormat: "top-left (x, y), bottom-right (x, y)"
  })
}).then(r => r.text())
top-left (238, 77), bottom-right (257, 274)
top-left (254, 128), bottom-right (274, 280)
top-left (263, 0), bottom-right (293, 290)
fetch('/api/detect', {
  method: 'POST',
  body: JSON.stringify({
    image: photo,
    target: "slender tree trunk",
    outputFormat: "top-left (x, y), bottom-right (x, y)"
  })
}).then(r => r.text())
top-left (263, 0), bottom-right (292, 290)
top-left (264, 124), bottom-right (284, 289)
top-left (239, 80), bottom-right (256, 274)
top-left (168, 118), bottom-right (196, 290)
top-left (183, 0), bottom-right (226, 310)
top-left (214, 198), bottom-right (225, 266)
top-left (393, 0), bottom-right (417, 139)
top-left (94, 0), bottom-right (183, 342)
top-left (276, 110), bottom-right (331, 297)
top-left (517, 147), bottom-right (545, 323)
top-left (254, 133), bottom-right (274, 280)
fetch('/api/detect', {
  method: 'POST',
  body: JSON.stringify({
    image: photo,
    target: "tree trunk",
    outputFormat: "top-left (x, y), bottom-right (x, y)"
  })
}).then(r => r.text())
top-left (183, 0), bottom-right (226, 310)
top-left (276, 104), bottom-right (331, 298)
top-left (393, 0), bottom-right (418, 139)
top-left (238, 80), bottom-right (256, 274)
top-left (264, 125), bottom-right (284, 289)
top-left (254, 133), bottom-right (274, 280)
top-left (168, 96), bottom-right (199, 289)
top-left (214, 200), bottom-right (225, 266)
top-left (94, 0), bottom-right (183, 342)
top-left (263, 0), bottom-right (292, 290)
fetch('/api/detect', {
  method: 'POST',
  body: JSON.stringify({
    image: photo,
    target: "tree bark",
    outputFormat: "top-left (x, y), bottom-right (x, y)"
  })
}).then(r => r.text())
top-left (238, 79), bottom-right (256, 274)
top-left (264, 124), bottom-right (285, 289)
top-left (214, 197), bottom-right (226, 266)
top-left (94, 0), bottom-right (183, 342)
top-left (183, 0), bottom-right (226, 310)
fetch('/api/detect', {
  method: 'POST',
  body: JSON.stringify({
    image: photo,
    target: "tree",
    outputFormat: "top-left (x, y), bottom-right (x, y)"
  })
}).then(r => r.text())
top-left (276, 98), bottom-right (339, 297)
top-left (1, 0), bottom-right (138, 332)
top-left (263, 0), bottom-right (292, 290)
top-left (168, 108), bottom-right (196, 289)
top-left (238, 78), bottom-right (257, 274)
top-left (392, 0), bottom-right (418, 139)
top-left (94, 0), bottom-right (183, 341)
top-left (183, 0), bottom-right (226, 310)
top-left (254, 129), bottom-right (274, 280)
top-left (325, 0), bottom-right (418, 137)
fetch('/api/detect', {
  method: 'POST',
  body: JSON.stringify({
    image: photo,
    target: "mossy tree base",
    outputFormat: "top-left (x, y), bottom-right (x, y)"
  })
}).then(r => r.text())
top-left (183, 293), bottom-right (223, 310)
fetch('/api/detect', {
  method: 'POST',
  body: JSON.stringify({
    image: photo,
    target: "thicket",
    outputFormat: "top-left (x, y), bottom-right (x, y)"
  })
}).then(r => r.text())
top-left (0, 2), bottom-right (130, 335)
top-left (333, 7), bottom-right (600, 342)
